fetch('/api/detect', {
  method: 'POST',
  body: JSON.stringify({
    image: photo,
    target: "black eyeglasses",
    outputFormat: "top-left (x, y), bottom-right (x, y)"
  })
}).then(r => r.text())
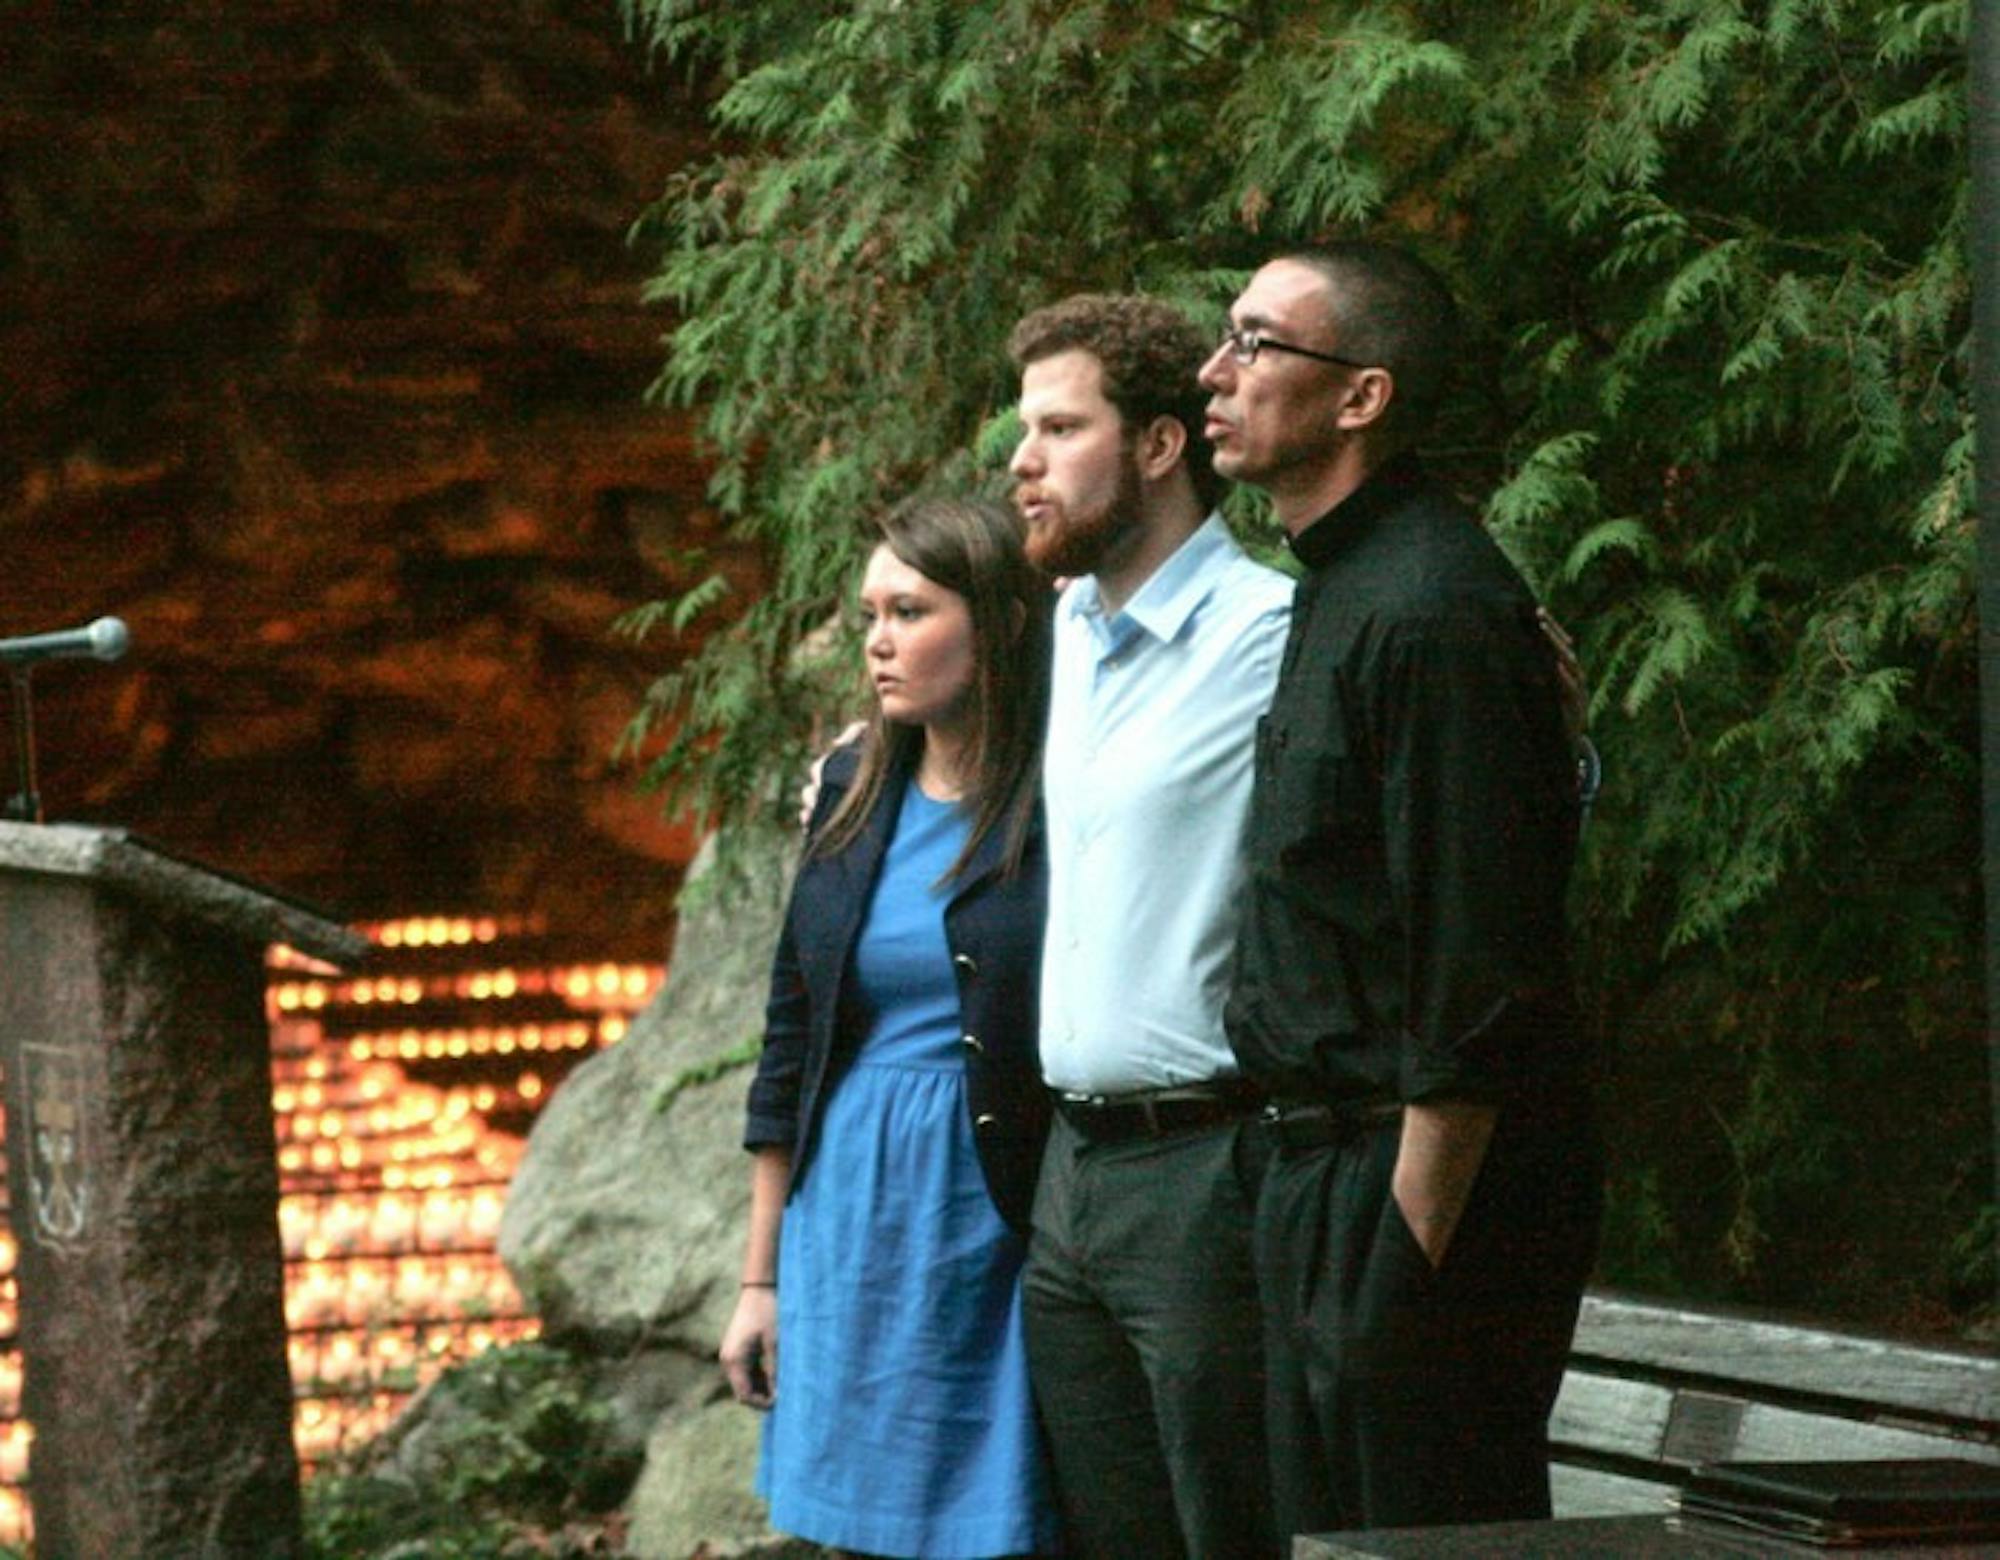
top-left (1218, 324), bottom-right (1372, 371)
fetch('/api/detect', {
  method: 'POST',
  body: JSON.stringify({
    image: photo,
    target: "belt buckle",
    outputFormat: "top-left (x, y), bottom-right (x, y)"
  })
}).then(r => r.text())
top-left (1260, 1100), bottom-right (1327, 1152)
top-left (1258, 1101), bottom-right (1299, 1142)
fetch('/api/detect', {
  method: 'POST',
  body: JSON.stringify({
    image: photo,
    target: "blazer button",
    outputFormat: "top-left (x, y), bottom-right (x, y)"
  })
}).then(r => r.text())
top-left (961, 1033), bottom-right (985, 1056)
top-left (953, 953), bottom-right (978, 979)
top-left (974, 1112), bottom-right (998, 1129)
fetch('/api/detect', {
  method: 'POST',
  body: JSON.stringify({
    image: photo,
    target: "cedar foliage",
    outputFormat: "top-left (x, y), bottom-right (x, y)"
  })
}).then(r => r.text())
top-left (619, 0), bottom-right (1989, 1330)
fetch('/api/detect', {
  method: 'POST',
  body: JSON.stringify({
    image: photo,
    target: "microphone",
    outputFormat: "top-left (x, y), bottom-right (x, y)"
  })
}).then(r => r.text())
top-left (0, 616), bottom-right (130, 668)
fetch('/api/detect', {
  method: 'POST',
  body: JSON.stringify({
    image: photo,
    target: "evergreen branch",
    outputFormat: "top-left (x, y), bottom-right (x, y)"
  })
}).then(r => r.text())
top-left (615, 0), bottom-right (1984, 1317)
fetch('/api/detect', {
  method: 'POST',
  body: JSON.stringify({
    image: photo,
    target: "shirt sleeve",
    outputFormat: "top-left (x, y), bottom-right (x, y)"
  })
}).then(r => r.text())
top-left (741, 889), bottom-right (809, 1152)
top-left (740, 743), bottom-right (862, 1152)
top-left (1245, 588), bottom-right (1294, 718)
top-left (1371, 600), bottom-right (1578, 1104)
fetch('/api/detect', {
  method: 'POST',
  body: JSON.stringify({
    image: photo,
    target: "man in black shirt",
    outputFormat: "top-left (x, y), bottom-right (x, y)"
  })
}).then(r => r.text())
top-left (1199, 242), bottom-right (1603, 1538)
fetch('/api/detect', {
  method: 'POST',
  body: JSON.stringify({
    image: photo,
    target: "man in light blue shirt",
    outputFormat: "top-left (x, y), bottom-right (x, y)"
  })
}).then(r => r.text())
top-left (1038, 520), bottom-right (1290, 1096)
top-left (1007, 295), bottom-right (1292, 1560)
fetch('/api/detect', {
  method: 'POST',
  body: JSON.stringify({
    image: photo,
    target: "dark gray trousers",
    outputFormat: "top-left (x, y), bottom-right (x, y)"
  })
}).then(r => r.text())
top-left (1023, 1111), bottom-right (1277, 1560)
top-left (1255, 1110), bottom-right (1602, 1538)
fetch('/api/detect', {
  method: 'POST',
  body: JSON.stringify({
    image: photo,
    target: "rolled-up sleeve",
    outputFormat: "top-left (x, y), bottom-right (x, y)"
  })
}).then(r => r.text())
top-left (1374, 605), bottom-right (1577, 1104)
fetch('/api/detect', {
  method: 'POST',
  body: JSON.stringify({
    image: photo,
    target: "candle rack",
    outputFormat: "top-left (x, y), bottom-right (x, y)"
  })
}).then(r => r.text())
top-left (0, 912), bottom-right (664, 1547)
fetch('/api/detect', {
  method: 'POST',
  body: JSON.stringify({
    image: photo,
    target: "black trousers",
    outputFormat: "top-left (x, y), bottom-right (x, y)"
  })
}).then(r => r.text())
top-left (1023, 1111), bottom-right (1278, 1560)
top-left (1255, 1107), bottom-right (1602, 1538)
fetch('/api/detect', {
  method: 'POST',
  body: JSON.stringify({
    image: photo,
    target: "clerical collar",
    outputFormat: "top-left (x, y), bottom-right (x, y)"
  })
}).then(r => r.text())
top-left (1285, 452), bottom-right (1428, 571)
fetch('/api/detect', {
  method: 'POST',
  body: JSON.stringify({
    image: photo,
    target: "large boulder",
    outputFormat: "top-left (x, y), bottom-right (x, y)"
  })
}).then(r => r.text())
top-left (499, 824), bottom-right (798, 1558)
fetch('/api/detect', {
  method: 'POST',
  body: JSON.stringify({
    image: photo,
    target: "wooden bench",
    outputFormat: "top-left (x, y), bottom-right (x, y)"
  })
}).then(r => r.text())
top-left (1550, 1289), bottom-right (2000, 1519)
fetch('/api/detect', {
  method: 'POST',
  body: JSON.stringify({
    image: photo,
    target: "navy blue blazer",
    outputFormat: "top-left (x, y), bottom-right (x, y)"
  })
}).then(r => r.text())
top-left (742, 745), bottom-right (1051, 1235)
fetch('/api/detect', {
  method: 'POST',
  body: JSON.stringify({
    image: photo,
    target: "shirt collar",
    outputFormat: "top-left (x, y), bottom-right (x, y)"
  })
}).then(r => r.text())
top-left (1287, 452), bottom-right (1428, 571)
top-left (1064, 513), bottom-right (1235, 644)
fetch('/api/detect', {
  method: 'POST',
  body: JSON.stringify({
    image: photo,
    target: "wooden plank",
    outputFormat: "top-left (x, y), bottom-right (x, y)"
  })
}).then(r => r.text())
top-left (1550, 1464), bottom-right (1674, 1520)
top-left (1299, 1514), bottom-right (1993, 1558)
top-left (1726, 1399), bottom-right (2000, 1464)
top-left (1551, 1370), bottom-right (1674, 1461)
top-left (1554, 1367), bottom-right (2000, 1470)
top-left (1574, 1292), bottom-right (2000, 1427)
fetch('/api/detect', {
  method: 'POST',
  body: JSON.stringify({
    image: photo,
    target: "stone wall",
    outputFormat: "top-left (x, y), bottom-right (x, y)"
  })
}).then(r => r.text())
top-left (0, 0), bottom-right (746, 942)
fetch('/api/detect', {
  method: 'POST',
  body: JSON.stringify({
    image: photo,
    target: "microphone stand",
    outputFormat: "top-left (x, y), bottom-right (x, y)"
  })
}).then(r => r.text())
top-left (4, 664), bottom-right (41, 823)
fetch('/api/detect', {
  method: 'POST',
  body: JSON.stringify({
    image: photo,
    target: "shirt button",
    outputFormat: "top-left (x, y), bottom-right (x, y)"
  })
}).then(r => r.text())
top-left (974, 1113), bottom-right (998, 1130)
top-left (953, 953), bottom-right (978, 979)
top-left (961, 1033), bottom-right (985, 1056)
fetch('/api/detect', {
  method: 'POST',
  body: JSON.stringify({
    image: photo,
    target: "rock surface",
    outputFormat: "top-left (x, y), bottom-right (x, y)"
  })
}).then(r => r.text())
top-left (500, 824), bottom-right (797, 1557)
top-left (0, 0), bottom-right (748, 944)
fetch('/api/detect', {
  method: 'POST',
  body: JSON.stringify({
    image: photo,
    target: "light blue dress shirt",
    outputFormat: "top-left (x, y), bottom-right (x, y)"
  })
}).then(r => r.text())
top-left (1038, 515), bottom-right (1294, 1096)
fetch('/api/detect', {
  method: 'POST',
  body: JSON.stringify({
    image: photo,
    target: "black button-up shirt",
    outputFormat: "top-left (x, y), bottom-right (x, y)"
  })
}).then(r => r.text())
top-left (1224, 455), bottom-right (1587, 1110)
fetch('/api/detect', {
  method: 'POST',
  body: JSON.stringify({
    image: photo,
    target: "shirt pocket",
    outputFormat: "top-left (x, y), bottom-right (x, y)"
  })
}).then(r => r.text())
top-left (1254, 712), bottom-right (1362, 869)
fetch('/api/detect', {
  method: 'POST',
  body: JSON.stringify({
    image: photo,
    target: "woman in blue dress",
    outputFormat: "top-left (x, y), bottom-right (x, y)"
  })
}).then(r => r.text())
top-left (719, 494), bottom-right (1059, 1558)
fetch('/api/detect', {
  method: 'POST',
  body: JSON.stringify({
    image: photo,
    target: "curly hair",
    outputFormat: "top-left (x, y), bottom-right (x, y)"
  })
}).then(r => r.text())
top-left (1007, 294), bottom-right (1221, 510)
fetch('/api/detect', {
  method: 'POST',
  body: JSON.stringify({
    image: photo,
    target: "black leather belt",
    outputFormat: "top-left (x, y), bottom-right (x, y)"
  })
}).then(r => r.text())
top-left (1055, 1081), bottom-right (1265, 1146)
top-left (1259, 1098), bottom-right (1403, 1153)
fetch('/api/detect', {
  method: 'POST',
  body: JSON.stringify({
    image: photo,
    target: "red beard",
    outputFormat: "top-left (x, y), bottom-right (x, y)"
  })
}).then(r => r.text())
top-left (1019, 454), bottom-right (1144, 578)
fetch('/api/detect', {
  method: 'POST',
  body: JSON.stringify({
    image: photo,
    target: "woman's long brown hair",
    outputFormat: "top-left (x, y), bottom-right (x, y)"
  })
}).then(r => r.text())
top-left (811, 494), bottom-right (1051, 881)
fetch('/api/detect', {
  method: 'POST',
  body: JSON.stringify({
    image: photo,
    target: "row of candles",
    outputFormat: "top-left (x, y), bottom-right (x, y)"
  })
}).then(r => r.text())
top-left (268, 1041), bottom-right (535, 1356)
top-left (0, 914), bottom-right (666, 1542)
top-left (267, 917), bottom-right (548, 970)
top-left (287, 1315), bottom-right (542, 1405)
top-left (276, 1107), bottom-right (524, 1185)
top-left (270, 962), bottom-right (661, 1015)
top-left (262, 927), bottom-right (656, 1454)
top-left (281, 1075), bottom-right (548, 1129)
top-left (0, 1073), bottom-right (539, 1500)
top-left (0, 1445), bottom-right (24, 1546)
top-left (268, 1004), bottom-right (556, 1471)
top-left (277, 1083), bottom-right (500, 1143)
top-left (285, 1251), bottom-right (518, 1331)
top-left (271, 1053), bottom-right (532, 1190)
top-left (279, 1185), bottom-right (510, 1261)
top-left (358, 914), bottom-right (541, 950)
top-left (0, 1309), bottom-right (538, 1423)
top-left (337, 1014), bottom-right (629, 1064)
top-left (0, 1194), bottom-right (13, 1538)
top-left (286, 1314), bottom-right (537, 1465)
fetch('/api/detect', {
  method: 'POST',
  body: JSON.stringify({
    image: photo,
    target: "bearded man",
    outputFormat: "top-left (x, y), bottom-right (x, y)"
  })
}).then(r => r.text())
top-left (1006, 295), bottom-right (1291, 1560)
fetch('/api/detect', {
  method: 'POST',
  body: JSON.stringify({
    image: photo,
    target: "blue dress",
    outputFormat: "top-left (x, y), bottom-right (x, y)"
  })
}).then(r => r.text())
top-left (757, 780), bottom-right (1058, 1558)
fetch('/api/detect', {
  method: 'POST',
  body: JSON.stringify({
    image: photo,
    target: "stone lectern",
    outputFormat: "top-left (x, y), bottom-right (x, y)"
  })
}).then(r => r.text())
top-left (0, 822), bottom-right (367, 1559)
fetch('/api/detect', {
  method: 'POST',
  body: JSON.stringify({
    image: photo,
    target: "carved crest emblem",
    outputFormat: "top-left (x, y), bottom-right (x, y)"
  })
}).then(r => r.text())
top-left (22, 1043), bottom-right (89, 1249)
